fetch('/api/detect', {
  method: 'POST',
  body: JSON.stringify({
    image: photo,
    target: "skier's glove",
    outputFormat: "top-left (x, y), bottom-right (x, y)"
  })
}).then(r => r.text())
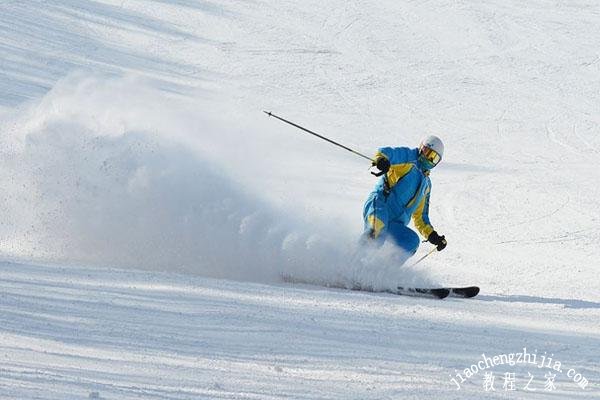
top-left (428, 231), bottom-right (447, 251)
top-left (371, 156), bottom-right (390, 177)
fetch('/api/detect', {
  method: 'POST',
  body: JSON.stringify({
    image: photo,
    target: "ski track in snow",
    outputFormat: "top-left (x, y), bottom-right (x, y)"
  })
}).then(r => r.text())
top-left (0, 0), bottom-right (599, 399)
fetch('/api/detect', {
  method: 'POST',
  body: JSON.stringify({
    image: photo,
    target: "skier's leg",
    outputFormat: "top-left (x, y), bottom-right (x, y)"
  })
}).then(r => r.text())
top-left (362, 192), bottom-right (389, 244)
top-left (387, 223), bottom-right (420, 264)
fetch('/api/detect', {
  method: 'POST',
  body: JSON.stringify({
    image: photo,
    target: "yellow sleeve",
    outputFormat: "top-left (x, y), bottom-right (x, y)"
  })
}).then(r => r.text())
top-left (412, 190), bottom-right (434, 238)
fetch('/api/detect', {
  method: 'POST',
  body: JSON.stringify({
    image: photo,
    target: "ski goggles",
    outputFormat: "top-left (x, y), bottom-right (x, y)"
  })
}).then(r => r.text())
top-left (419, 145), bottom-right (441, 166)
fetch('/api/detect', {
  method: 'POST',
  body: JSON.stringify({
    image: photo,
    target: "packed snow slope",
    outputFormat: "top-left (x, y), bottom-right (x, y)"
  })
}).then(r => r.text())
top-left (1, 261), bottom-right (599, 399)
top-left (0, 0), bottom-right (599, 399)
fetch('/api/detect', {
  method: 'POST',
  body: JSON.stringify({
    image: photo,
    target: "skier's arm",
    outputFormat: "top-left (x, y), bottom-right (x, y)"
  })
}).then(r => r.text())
top-left (375, 147), bottom-right (413, 165)
top-left (414, 190), bottom-right (447, 251)
top-left (373, 147), bottom-right (415, 184)
top-left (413, 189), bottom-right (434, 238)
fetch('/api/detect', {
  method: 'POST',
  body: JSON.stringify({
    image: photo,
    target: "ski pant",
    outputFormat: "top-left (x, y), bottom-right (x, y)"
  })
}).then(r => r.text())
top-left (362, 192), bottom-right (421, 261)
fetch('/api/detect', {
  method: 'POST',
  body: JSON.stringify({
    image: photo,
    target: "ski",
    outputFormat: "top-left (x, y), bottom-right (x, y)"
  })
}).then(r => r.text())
top-left (448, 286), bottom-right (480, 298)
top-left (394, 286), bottom-right (480, 299)
top-left (282, 274), bottom-right (478, 300)
top-left (394, 286), bottom-right (450, 299)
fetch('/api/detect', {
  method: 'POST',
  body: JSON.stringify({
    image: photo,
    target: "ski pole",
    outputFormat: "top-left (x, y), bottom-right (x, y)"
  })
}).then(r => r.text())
top-left (263, 111), bottom-right (374, 162)
top-left (409, 247), bottom-right (438, 268)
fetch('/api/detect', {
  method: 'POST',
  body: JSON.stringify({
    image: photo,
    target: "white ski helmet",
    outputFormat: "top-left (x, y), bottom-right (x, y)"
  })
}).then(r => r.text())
top-left (418, 135), bottom-right (444, 169)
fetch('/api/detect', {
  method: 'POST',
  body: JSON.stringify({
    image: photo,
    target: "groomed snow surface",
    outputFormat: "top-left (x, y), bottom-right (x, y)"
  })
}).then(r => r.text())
top-left (1, 1), bottom-right (599, 399)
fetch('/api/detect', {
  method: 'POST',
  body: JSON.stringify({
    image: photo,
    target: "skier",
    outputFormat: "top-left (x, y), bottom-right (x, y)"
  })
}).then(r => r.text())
top-left (363, 135), bottom-right (447, 264)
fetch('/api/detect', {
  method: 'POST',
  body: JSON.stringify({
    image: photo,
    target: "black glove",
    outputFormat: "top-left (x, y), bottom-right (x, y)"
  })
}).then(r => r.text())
top-left (427, 231), bottom-right (447, 251)
top-left (371, 156), bottom-right (390, 177)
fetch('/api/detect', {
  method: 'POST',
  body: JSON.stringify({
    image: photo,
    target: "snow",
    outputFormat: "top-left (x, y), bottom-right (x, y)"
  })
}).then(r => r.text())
top-left (2, 261), bottom-right (598, 399)
top-left (0, 0), bottom-right (599, 398)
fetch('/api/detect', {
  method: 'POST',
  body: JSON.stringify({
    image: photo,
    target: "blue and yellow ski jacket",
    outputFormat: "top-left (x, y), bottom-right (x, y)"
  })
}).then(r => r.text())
top-left (369, 146), bottom-right (434, 237)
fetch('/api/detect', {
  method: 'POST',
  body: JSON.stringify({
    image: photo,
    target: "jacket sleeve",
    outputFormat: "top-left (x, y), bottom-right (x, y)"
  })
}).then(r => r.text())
top-left (374, 147), bottom-right (416, 188)
top-left (412, 188), bottom-right (434, 238)
top-left (375, 147), bottom-right (414, 164)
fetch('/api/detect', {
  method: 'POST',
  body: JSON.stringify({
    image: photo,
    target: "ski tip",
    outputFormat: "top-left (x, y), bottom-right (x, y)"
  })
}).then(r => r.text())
top-left (450, 286), bottom-right (480, 298)
top-left (263, 110), bottom-right (272, 116)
